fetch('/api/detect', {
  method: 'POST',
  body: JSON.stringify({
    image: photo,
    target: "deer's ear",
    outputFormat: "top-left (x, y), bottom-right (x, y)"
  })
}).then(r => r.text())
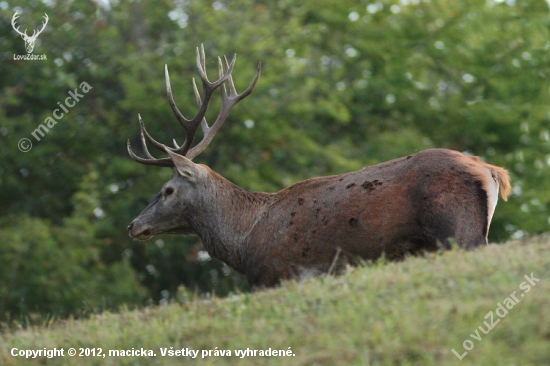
top-left (165, 150), bottom-right (204, 184)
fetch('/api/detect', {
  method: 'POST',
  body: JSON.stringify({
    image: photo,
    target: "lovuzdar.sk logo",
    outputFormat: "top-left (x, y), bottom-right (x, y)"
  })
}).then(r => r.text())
top-left (12, 11), bottom-right (48, 61)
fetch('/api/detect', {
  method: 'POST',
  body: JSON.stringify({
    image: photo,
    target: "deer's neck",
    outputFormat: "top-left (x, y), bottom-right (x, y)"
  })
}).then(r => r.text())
top-left (189, 170), bottom-right (271, 272)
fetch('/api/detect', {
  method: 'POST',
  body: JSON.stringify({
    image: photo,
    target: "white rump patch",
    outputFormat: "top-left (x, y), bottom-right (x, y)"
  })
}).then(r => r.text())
top-left (486, 172), bottom-right (500, 237)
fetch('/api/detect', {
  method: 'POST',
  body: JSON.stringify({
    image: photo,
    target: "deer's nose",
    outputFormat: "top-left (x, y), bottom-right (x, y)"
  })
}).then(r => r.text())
top-left (127, 221), bottom-right (134, 237)
top-left (128, 220), bottom-right (153, 240)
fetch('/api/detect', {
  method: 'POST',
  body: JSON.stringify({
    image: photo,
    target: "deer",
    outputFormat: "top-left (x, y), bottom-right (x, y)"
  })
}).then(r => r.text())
top-left (11, 11), bottom-right (49, 54)
top-left (127, 45), bottom-right (511, 288)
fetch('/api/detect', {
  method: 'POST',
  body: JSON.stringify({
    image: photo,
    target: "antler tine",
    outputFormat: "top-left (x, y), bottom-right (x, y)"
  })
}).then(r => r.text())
top-left (194, 45), bottom-right (237, 90)
top-left (186, 60), bottom-right (262, 160)
top-left (169, 75), bottom-right (209, 151)
top-left (137, 115), bottom-right (163, 160)
top-left (37, 13), bottom-right (48, 35)
top-left (138, 114), bottom-right (168, 152)
top-left (191, 47), bottom-right (236, 120)
top-left (140, 130), bottom-right (155, 159)
top-left (196, 44), bottom-right (207, 80)
top-left (192, 76), bottom-right (212, 137)
top-left (11, 11), bottom-right (27, 37)
top-left (30, 13), bottom-right (48, 38)
top-left (191, 56), bottom-right (228, 140)
top-left (223, 55), bottom-right (261, 101)
top-left (187, 58), bottom-right (228, 154)
top-left (192, 77), bottom-right (202, 107)
top-left (127, 114), bottom-right (174, 167)
top-left (222, 56), bottom-right (237, 97)
top-left (127, 140), bottom-right (173, 167)
top-left (165, 45), bottom-right (236, 157)
top-left (236, 59), bottom-right (262, 99)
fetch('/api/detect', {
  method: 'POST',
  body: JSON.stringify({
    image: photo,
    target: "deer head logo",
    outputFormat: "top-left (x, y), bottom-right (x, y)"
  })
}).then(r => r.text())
top-left (11, 11), bottom-right (48, 54)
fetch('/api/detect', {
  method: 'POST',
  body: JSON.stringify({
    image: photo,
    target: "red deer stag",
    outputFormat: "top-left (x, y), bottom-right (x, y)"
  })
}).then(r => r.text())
top-left (127, 45), bottom-right (510, 288)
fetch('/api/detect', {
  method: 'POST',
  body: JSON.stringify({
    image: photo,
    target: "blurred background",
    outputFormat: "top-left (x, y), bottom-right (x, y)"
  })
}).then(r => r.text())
top-left (0, 0), bottom-right (548, 326)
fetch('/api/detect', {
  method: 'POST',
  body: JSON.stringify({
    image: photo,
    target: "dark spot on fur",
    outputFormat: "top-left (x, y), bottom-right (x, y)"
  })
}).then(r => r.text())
top-left (322, 216), bottom-right (329, 226)
top-left (407, 155), bottom-right (412, 159)
top-left (298, 198), bottom-right (305, 205)
top-left (425, 173), bottom-right (431, 177)
top-left (326, 186), bottom-right (335, 192)
top-left (288, 221), bottom-right (293, 227)
top-left (362, 181), bottom-right (375, 191)
top-left (346, 183), bottom-right (356, 189)
top-left (339, 178), bottom-right (344, 182)
top-left (373, 180), bottom-right (382, 186)
top-left (302, 246), bottom-right (310, 257)
top-left (314, 208), bottom-right (321, 218)
top-left (291, 211), bottom-right (296, 217)
top-left (349, 218), bottom-right (358, 227)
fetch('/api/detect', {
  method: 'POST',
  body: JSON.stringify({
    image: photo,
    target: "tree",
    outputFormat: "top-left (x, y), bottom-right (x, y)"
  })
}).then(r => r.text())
top-left (1, 0), bottom-right (548, 320)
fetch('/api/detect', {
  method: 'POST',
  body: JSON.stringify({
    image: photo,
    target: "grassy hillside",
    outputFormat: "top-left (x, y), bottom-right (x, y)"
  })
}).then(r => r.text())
top-left (1, 236), bottom-right (549, 366)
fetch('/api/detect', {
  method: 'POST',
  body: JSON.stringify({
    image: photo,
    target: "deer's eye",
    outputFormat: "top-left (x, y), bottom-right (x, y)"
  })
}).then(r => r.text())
top-left (165, 187), bottom-right (174, 196)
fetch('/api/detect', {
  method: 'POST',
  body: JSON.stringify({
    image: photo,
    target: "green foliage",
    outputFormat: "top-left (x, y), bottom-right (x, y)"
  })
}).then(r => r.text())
top-left (0, 170), bottom-right (144, 323)
top-left (1, 236), bottom-right (549, 365)
top-left (0, 0), bottom-right (549, 319)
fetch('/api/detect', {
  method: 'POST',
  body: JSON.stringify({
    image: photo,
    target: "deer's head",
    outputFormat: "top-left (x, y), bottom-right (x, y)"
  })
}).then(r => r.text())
top-left (127, 45), bottom-right (260, 240)
top-left (11, 11), bottom-right (48, 54)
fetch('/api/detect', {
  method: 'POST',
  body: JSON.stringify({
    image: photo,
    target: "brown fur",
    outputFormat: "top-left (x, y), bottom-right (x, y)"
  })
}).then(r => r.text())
top-left (452, 152), bottom-right (510, 201)
top-left (129, 148), bottom-right (510, 288)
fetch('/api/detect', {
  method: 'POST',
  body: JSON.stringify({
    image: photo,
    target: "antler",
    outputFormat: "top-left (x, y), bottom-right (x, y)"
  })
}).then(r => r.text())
top-left (11, 11), bottom-right (27, 38)
top-left (128, 45), bottom-right (261, 167)
top-left (31, 13), bottom-right (48, 39)
top-left (165, 44), bottom-right (237, 156)
top-left (184, 56), bottom-right (261, 160)
top-left (11, 12), bottom-right (48, 39)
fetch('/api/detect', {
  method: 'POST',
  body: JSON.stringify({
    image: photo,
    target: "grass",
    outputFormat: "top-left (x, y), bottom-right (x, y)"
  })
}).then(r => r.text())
top-left (1, 236), bottom-right (549, 365)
